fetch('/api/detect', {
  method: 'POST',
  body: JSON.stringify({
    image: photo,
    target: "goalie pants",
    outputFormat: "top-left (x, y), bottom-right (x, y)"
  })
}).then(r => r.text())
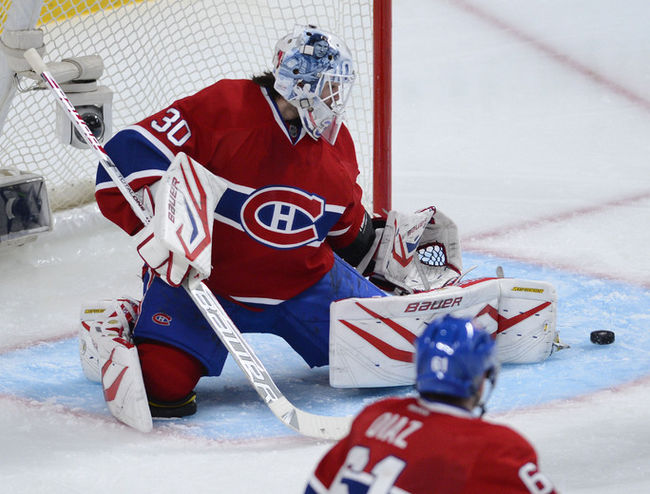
top-left (134, 255), bottom-right (386, 376)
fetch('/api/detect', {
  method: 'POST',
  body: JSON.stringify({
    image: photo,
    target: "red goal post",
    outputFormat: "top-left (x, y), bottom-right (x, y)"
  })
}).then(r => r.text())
top-left (0, 0), bottom-right (391, 214)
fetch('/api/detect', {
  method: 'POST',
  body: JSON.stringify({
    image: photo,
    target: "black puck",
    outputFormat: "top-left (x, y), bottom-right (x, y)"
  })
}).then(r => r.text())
top-left (590, 330), bottom-right (615, 345)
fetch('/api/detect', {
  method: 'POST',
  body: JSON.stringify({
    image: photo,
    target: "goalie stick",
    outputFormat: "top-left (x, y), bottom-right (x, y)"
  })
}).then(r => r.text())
top-left (24, 48), bottom-right (352, 440)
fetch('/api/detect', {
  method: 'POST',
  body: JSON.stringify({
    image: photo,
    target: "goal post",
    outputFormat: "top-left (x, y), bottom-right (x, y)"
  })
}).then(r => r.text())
top-left (373, 0), bottom-right (391, 215)
top-left (0, 0), bottom-right (391, 214)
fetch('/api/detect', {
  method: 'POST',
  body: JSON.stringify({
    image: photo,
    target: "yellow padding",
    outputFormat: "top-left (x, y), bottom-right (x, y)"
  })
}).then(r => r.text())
top-left (0, 0), bottom-right (10, 29)
top-left (38, 0), bottom-right (145, 25)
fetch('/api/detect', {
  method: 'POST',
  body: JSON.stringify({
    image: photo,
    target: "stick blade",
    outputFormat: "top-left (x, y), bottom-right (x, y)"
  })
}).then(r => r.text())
top-left (271, 397), bottom-right (353, 440)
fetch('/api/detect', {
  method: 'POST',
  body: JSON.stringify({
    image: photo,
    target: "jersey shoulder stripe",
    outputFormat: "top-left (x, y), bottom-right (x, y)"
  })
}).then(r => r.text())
top-left (97, 126), bottom-right (172, 188)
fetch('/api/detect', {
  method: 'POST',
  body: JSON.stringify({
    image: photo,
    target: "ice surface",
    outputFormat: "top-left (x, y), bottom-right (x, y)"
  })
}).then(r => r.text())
top-left (1, 1), bottom-right (649, 492)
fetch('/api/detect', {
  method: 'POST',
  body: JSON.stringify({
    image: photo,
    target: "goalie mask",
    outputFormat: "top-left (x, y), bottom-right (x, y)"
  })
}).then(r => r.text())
top-left (272, 25), bottom-right (356, 144)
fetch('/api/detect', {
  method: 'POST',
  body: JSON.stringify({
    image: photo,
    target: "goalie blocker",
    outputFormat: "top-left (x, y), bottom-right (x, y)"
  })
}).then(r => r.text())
top-left (329, 276), bottom-right (566, 388)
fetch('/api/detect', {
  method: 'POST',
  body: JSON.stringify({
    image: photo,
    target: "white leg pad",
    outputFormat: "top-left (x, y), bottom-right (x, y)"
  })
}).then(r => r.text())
top-left (492, 278), bottom-right (559, 364)
top-left (99, 337), bottom-right (152, 433)
top-left (329, 277), bottom-right (560, 388)
top-left (78, 298), bottom-right (151, 432)
top-left (79, 300), bottom-right (119, 383)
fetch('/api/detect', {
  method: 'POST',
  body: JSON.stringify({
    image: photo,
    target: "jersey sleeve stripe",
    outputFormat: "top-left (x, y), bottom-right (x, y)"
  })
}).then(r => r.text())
top-left (123, 124), bottom-right (176, 162)
top-left (95, 168), bottom-right (165, 193)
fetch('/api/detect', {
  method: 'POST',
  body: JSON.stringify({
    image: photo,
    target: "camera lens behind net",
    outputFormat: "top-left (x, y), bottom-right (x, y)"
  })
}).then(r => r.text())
top-left (73, 106), bottom-right (105, 143)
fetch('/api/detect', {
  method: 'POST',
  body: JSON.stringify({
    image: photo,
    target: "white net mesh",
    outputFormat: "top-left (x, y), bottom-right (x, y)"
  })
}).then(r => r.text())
top-left (0, 0), bottom-right (375, 211)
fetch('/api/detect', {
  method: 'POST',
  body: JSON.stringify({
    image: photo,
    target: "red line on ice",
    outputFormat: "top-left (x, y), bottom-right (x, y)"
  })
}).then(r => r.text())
top-left (463, 191), bottom-right (650, 288)
top-left (448, 0), bottom-right (650, 113)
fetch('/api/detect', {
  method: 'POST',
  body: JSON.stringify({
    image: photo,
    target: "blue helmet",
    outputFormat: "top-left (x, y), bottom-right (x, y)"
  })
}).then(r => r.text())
top-left (415, 315), bottom-right (498, 400)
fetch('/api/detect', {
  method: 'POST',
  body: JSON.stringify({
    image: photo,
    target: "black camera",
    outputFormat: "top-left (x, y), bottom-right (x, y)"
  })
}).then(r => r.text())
top-left (0, 171), bottom-right (52, 248)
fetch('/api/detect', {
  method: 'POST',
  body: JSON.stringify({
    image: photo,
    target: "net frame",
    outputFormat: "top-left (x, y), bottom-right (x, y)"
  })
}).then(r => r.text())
top-left (0, 0), bottom-right (391, 213)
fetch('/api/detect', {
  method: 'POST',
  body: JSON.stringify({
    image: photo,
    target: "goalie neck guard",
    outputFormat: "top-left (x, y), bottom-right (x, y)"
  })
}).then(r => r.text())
top-left (415, 315), bottom-right (498, 400)
top-left (272, 25), bottom-right (356, 144)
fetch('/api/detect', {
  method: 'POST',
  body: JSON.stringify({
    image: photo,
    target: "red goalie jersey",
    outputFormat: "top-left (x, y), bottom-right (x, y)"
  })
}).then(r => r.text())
top-left (95, 79), bottom-right (366, 304)
top-left (305, 397), bottom-right (557, 494)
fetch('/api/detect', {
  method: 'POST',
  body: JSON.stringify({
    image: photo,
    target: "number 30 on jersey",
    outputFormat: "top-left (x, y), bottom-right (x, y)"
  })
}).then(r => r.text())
top-left (151, 108), bottom-right (191, 146)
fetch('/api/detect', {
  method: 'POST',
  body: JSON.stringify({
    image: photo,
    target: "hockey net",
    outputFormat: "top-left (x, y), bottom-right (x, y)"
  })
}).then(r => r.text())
top-left (0, 0), bottom-right (390, 213)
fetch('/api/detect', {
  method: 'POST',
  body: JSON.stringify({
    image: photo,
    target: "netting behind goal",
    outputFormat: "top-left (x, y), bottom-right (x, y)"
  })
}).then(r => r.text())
top-left (0, 0), bottom-right (386, 212)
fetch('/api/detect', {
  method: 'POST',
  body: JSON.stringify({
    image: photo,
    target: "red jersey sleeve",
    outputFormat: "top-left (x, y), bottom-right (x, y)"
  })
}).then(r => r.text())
top-left (96, 82), bottom-right (225, 235)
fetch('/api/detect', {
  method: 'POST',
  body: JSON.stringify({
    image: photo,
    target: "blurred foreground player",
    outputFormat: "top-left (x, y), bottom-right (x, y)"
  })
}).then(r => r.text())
top-left (305, 315), bottom-right (558, 494)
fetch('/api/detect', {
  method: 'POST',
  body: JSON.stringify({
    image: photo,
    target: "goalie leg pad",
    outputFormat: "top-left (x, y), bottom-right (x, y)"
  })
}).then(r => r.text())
top-left (79, 321), bottom-right (101, 383)
top-left (329, 277), bottom-right (560, 388)
top-left (78, 297), bottom-right (140, 382)
top-left (100, 337), bottom-right (153, 432)
top-left (78, 298), bottom-right (151, 431)
top-left (491, 278), bottom-right (560, 364)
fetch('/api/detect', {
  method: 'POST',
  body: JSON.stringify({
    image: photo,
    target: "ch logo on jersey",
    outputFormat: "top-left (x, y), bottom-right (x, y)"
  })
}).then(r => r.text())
top-left (152, 312), bottom-right (172, 326)
top-left (240, 186), bottom-right (325, 248)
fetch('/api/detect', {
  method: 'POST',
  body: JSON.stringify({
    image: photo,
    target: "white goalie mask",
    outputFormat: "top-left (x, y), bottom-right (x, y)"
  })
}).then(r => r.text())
top-left (272, 25), bottom-right (356, 144)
